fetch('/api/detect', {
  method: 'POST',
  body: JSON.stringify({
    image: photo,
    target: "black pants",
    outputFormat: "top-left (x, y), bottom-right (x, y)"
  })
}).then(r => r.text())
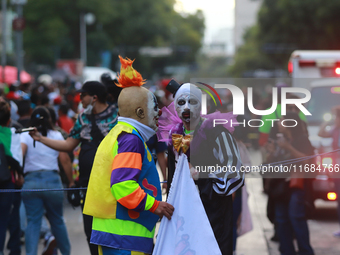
top-left (7, 191), bottom-right (21, 255)
top-left (81, 193), bottom-right (98, 255)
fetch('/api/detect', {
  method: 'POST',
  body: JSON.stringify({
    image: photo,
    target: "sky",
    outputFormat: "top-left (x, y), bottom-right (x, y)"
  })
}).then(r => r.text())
top-left (175, 0), bottom-right (235, 43)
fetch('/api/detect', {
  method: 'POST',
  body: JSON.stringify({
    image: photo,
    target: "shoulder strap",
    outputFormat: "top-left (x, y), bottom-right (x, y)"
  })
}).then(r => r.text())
top-left (90, 114), bottom-right (105, 146)
top-left (0, 144), bottom-right (11, 182)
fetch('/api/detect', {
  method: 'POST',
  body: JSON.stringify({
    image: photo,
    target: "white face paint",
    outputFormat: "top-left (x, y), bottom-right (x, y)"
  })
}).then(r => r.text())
top-left (146, 92), bottom-right (161, 131)
top-left (175, 93), bottom-right (201, 124)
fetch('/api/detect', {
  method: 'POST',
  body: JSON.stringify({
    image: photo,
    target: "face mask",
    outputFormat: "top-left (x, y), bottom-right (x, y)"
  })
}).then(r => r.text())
top-left (175, 93), bottom-right (201, 124)
top-left (83, 97), bottom-right (94, 114)
top-left (147, 93), bottom-right (160, 131)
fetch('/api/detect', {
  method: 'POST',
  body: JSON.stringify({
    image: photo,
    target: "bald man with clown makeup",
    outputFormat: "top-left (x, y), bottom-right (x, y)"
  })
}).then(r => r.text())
top-left (83, 56), bottom-right (174, 255)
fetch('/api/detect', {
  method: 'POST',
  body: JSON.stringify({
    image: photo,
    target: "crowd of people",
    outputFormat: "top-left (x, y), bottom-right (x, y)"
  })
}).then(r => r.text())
top-left (0, 57), bottom-right (339, 255)
top-left (1, 72), bottom-right (124, 255)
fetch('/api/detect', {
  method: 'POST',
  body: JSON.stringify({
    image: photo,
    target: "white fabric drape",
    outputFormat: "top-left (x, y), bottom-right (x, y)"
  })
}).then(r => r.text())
top-left (153, 154), bottom-right (221, 255)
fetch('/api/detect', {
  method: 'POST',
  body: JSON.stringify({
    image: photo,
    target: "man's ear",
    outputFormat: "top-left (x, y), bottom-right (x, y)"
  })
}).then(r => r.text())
top-left (136, 107), bottom-right (145, 119)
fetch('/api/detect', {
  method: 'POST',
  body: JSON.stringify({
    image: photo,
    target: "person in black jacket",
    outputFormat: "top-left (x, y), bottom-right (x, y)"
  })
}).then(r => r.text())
top-left (270, 111), bottom-right (314, 255)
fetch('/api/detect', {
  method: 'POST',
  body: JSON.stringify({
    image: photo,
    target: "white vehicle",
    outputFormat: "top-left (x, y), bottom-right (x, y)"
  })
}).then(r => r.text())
top-left (288, 50), bottom-right (340, 202)
top-left (82, 66), bottom-right (117, 83)
top-left (289, 50), bottom-right (340, 84)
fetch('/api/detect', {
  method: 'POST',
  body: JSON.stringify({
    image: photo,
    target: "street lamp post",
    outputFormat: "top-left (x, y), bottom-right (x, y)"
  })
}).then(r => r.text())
top-left (11, 0), bottom-right (27, 83)
top-left (1, 0), bottom-right (7, 83)
top-left (80, 12), bottom-right (95, 67)
top-left (80, 12), bottom-right (87, 66)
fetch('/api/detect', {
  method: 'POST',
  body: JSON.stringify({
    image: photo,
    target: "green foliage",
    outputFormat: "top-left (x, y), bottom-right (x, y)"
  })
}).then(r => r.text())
top-left (173, 10), bottom-right (205, 63)
top-left (22, 0), bottom-right (205, 73)
top-left (185, 54), bottom-right (232, 79)
top-left (105, 0), bottom-right (174, 46)
top-left (229, 26), bottom-right (275, 77)
top-left (230, 0), bottom-right (340, 77)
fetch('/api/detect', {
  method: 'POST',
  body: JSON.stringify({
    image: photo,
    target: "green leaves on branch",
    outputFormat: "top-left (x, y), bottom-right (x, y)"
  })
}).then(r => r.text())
top-left (22, 0), bottom-right (205, 71)
top-left (230, 0), bottom-right (340, 77)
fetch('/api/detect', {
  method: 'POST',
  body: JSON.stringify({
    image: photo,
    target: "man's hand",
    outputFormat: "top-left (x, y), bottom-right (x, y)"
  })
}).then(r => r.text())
top-left (162, 182), bottom-right (168, 193)
top-left (276, 136), bottom-right (289, 149)
top-left (153, 201), bottom-right (174, 220)
top-left (14, 172), bottom-right (24, 188)
top-left (29, 128), bottom-right (42, 141)
top-left (265, 139), bottom-right (275, 152)
top-left (189, 163), bottom-right (199, 180)
top-left (68, 181), bottom-right (75, 188)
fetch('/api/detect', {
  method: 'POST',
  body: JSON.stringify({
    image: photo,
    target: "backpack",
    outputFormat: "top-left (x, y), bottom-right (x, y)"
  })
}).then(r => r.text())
top-left (0, 143), bottom-right (11, 182)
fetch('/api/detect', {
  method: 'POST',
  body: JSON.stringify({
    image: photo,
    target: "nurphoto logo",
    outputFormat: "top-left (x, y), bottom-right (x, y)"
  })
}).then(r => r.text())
top-left (198, 83), bottom-right (311, 128)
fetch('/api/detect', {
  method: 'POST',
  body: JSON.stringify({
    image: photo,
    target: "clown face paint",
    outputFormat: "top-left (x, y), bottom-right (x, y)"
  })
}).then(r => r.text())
top-left (147, 92), bottom-right (161, 131)
top-left (175, 93), bottom-right (201, 124)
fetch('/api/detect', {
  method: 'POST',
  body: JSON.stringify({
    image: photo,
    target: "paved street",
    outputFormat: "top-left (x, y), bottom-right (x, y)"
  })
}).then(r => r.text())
top-left (241, 176), bottom-right (340, 255)
top-left (4, 199), bottom-right (89, 255)
top-left (4, 149), bottom-right (340, 255)
top-left (238, 149), bottom-right (340, 255)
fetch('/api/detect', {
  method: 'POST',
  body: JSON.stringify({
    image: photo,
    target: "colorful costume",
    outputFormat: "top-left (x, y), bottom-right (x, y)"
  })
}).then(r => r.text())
top-left (69, 103), bottom-right (118, 187)
top-left (84, 121), bottom-right (161, 254)
top-left (84, 56), bottom-right (162, 255)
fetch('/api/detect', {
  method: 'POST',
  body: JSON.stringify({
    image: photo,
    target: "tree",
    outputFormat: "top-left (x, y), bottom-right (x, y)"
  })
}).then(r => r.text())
top-left (23, 0), bottom-right (112, 64)
top-left (230, 0), bottom-right (340, 77)
top-left (229, 26), bottom-right (275, 77)
top-left (22, 0), bottom-right (205, 75)
top-left (163, 10), bottom-right (205, 63)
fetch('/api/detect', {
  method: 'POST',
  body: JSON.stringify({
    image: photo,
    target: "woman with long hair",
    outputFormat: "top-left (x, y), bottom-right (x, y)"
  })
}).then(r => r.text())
top-left (21, 106), bottom-right (72, 255)
top-left (272, 111), bottom-right (315, 255)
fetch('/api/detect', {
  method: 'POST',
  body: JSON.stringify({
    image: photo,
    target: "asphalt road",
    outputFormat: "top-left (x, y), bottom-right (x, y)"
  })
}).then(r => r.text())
top-left (3, 149), bottom-right (340, 255)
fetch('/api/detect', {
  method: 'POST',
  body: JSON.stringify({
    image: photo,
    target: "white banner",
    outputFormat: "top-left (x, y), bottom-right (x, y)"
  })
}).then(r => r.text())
top-left (153, 154), bottom-right (221, 255)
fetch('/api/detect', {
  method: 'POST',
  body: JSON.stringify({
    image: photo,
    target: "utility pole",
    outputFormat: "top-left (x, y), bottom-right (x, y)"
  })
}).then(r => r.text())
top-left (15, 4), bottom-right (23, 82)
top-left (1, 0), bottom-right (7, 83)
top-left (80, 12), bottom-right (95, 67)
top-left (11, 0), bottom-right (27, 83)
top-left (80, 12), bottom-right (87, 66)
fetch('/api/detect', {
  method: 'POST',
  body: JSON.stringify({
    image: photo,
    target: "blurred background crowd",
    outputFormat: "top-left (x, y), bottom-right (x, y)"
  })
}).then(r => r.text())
top-left (2, 0), bottom-right (340, 255)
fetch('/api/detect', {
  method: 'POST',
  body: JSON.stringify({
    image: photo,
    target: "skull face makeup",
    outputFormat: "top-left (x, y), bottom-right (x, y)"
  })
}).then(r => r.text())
top-left (175, 93), bottom-right (201, 123)
top-left (174, 83), bottom-right (202, 130)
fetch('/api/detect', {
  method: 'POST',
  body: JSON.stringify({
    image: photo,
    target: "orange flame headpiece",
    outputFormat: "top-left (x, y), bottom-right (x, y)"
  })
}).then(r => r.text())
top-left (116, 55), bottom-right (146, 88)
